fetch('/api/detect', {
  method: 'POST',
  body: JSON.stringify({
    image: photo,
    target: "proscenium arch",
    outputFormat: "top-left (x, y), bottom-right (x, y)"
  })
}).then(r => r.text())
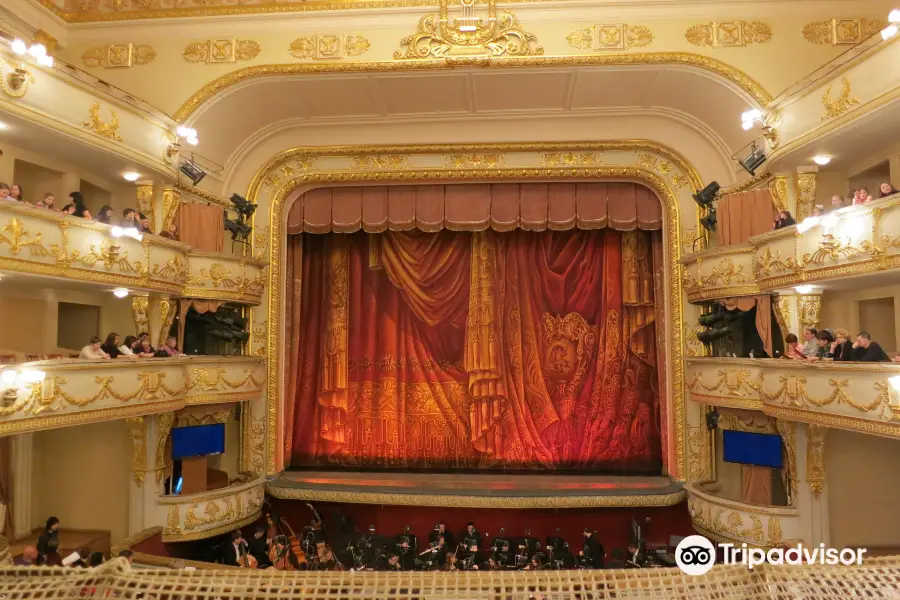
top-left (173, 53), bottom-right (774, 123)
top-left (254, 142), bottom-right (696, 482)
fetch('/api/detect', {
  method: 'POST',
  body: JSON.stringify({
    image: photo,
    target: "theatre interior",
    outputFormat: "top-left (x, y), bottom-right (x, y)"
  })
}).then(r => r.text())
top-left (2, 0), bottom-right (900, 596)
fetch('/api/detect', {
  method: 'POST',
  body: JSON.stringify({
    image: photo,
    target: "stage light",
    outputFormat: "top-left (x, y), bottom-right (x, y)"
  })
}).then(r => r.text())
top-left (122, 171), bottom-right (140, 182)
top-left (692, 181), bottom-right (720, 207)
top-left (699, 208), bottom-right (717, 232)
top-left (224, 214), bottom-right (252, 241)
top-left (882, 25), bottom-right (898, 40)
top-left (739, 143), bottom-right (766, 175)
top-left (27, 43), bottom-right (46, 58)
top-left (180, 158), bottom-right (206, 186)
top-left (813, 155), bottom-right (832, 165)
top-left (794, 285), bottom-right (814, 294)
top-left (891, 9), bottom-right (900, 23)
top-left (230, 193), bottom-right (257, 219)
top-left (112, 288), bottom-right (130, 298)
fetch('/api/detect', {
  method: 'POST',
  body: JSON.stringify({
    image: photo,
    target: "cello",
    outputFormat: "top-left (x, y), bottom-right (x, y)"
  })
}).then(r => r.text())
top-left (237, 533), bottom-right (258, 569)
top-left (268, 514), bottom-right (306, 570)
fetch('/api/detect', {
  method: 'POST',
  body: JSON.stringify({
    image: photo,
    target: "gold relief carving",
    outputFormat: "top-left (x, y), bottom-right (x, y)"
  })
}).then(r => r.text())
top-left (0, 217), bottom-right (50, 256)
top-left (718, 411), bottom-right (777, 433)
top-left (566, 24), bottom-right (653, 51)
top-left (155, 412), bottom-right (174, 484)
top-left (807, 424), bottom-right (826, 499)
top-left (176, 408), bottom-right (231, 427)
top-left (539, 152), bottom-right (602, 167)
top-left (688, 498), bottom-right (765, 545)
top-left (685, 258), bottom-right (753, 291)
top-left (350, 155), bottom-right (407, 170)
top-left (162, 188), bottom-right (182, 234)
top-left (251, 320), bottom-right (268, 357)
top-left (685, 424), bottom-right (710, 481)
top-left (822, 77), bottom-right (859, 121)
top-left (252, 225), bottom-right (269, 261)
top-left (681, 227), bottom-right (706, 253)
top-left (0, 57), bottom-right (35, 98)
top-left (797, 295), bottom-right (820, 328)
top-left (447, 154), bottom-right (504, 168)
top-left (80, 239), bottom-right (140, 273)
top-left (158, 298), bottom-right (176, 345)
top-left (289, 34), bottom-right (371, 60)
top-left (773, 295), bottom-right (792, 337)
top-left (767, 517), bottom-right (783, 547)
top-left (126, 416), bottom-right (147, 487)
top-left (185, 263), bottom-right (266, 296)
top-left (755, 247), bottom-right (801, 278)
top-left (803, 18), bottom-right (885, 45)
top-left (164, 505), bottom-right (181, 536)
top-left (685, 21), bottom-right (772, 47)
top-left (183, 39), bottom-right (260, 64)
top-left (250, 417), bottom-right (265, 475)
top-left (184, 367), bottom-right (265, 394)
top-left (82, 103), bottom-right (123, 142)
top-left (132, 296), bottom-right (149, 334)
top-left (262, 156), bottom-right (316, 190)
top-left (81, 43), bottom-right (156, 68)
top-left (776, 420), bottom-right (798, 498)
top-left (687, 368), bottom-right (760, 398)
top-left (683, 323), bottom-right (704, 358)
top-left (796, 172), bottom-right (816, 221)
top-left (136, 184), bottom-right (154, 232)
top-left (394, 0), bottom-right (543, 59)
top-left (634, 153), bottom-right (695, 191)
top-left (769, 176), bottom-right (789, 213)
top-left (184, 500), bottom-right (236, 531)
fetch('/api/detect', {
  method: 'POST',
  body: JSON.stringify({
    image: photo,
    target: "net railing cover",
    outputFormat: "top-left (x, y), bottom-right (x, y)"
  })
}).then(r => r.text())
top-left (2, 558), bottom-right (900, 600)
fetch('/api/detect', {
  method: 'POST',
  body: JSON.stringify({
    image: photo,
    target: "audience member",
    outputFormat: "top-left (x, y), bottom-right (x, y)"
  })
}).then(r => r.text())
top-left (830, 195), bottom-right (845, 211)
top-left (137, 339), bottom-right (156, 358)
top-left (811, 329), bottom-right (834, 359)
top-left (773, 210), bottom-right (796, 229)
top-left (36, 193), bottom-right (56, 210)
top-left (122, 208), bottom-right (139, 229)
top-left (61, 203), bottom-right (76, 215)
top-left (853, 188), bottom-right (873, 205)
top-left (829, 329), bottom-right (854, 361)
top-left (160, 336), bottom-right (183, 356)
top-left (89, 552), bottom-right (104, 567)
top-left (95, 205), bottom-right (114, 224)
top-left (879, 182), bottom-right (899, 198)
top-left (37, 516), bottom-right (60, 565)
top-left (138, 212), bottom-right (153, 234)
top-left (160, 222), bottom-right (179, 240)
top-left (10, 183), bottom-right (23, 202)
top-left (70, 191), bottom-right (92, 220)
top-left (14, 545), bottom-right (38, 566)
top-left (853, 331), bottom-right (891, 362)
top-left (79, 336), bottom-right (111, 360)
top-left (118, 549), bottom-right (134, 564)
top-left (132, 332), bottom-right (150, 351)
top-left (801, 327), bottom-right (819, 357)
top-left (101, 333), bottom-right (133, 359)
top-left (119, 335), bottom-right (137, 356)
top-left (0, 182), bottom-right (9, 199)
top-left (812, 205), bottom-right (824, 217)
top-left (783, 333), bottom-right (807, 360)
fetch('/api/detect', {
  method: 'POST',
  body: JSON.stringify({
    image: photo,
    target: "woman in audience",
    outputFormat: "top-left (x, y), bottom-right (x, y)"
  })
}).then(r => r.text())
top-left (36, 517), bottom-right (60, 565)
top-left (853, 187), bottom-right (873, 205)
top-left (136, 339), bottom-right (156, 358)
top-left (119, 335), bottom-right (137, 356)
top-left (138, 212), bottom-right (153, 234)
top-left (829, 328), bottom-right (854, 361)
top-left (160, 336), bottom-right (183, 356)
top-left (810, 329), bottom-right (834, 360)
top-left (61, 203), bottom-right (76, 215)
top-left (10, 184), bottom-right (23, 202)
top-left (773, 210), bottom-right (796, 229)
top-left (132, 332), bottom-right (150, 352)
top-left (830, 194), bottom-right (845, 211)
top-left (879, 182), bottom-right (899, 198)
top-left (69, 191), bottom-right (92, 220)
top-left (812, 205), bottom-right (825, 217)
top-left (95, 205), bottom-right (114, 224)
top-left (783, 333), bottom-right (807, 360)
top-left (101, 333), bottom-right (134, 359)
top-left (79, 336), bottom-right (111, 360)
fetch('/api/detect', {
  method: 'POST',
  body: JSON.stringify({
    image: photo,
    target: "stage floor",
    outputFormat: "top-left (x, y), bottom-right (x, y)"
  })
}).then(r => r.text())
top-left (267, 471), bottom-right (684, 508)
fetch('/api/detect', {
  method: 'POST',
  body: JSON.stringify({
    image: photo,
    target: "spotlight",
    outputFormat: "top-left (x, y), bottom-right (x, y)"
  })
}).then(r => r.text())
top-left (224, 213), bottom-right (252, 241)
top-left (699, 208), bottom-right (717, 232)
top-left (179, 158), bottom-right (206, 186)
top-left (740, 143), bottom-right (766, 175)
top-left (692, 181), bottom-right (720, 207)
top-left (230, 193), bottom-right (257, 219)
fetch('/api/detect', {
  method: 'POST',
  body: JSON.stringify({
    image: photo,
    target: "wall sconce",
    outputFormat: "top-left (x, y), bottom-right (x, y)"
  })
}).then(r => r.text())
top-left (0, 368), bottom-right (45, 408)
top-left (4, 39), bottom-right (52, 98)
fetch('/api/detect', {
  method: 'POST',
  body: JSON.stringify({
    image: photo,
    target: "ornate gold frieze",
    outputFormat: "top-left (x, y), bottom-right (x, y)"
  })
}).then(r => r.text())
top-left (796, 172), bottom-right (816, 221)
top-left (807, 424), bottom-right (826, 499)
top-left (350, 155), bottom-right (407, 170)
top-left (252, 226), bottom-right (269, 262)
top-left (686, 368), bottom-right (761, 399)
top-left (289, 34), bottom-right (371, 60)
top-left (682, 258), bottom-right (753, 292)
top-left (685, 21), bottom-right (773, 47)
top-left (82, 44), bottom-right (156, 68)
top-left (566, 24), bottom-right (653, 51)
top-left (394, 0), bottom-right (542, 59)
top-left (136, 184), bottom-right (154, 232)
top-left (635, 152), bottom-right (695, 192)
top-left (755, 247), bottom-right (801, 278)
top-left (688, 497), bottom-right (765, 545)
top-left (185, 262), bottom-right (266, 296)
top-left (126, 416), bottom-right (147, 487)
top-left (768, 176), bottom-right (789, 213)
top-left (803, 18), bottom-right (885, 45)
top-left (176, 408), bottom-right (232, 427)
top-left (251, 320), bottom-right (268, 357)
top-left (822, 77), bottom-right (859, 121)
top-left (82, 103), bottom-right (122, 142)
top-left (718, 410), bottom-right (777, 434)
top-left (446, 154), bottom-right (504, 168)
top-left (183, 39), bottom-right (261, 64)
top-left (540, 152), bottom-right (602, 167)
top-left (155, 412), bottom-right (174, 484)
top-left (132, 296), bottom-right (149, 335)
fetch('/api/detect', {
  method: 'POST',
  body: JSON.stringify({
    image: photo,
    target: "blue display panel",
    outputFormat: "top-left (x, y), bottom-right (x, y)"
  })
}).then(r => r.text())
top-left (722, 429), bottom-right (783, 469)
top-left (171, 424), bottom-right (225, 460)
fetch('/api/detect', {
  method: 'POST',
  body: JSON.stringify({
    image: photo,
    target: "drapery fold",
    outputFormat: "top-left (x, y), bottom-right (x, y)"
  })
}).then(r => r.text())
top-left (179, 204), bottom-right (224, 252)
top-left (716, 189), bottom-right (776, 246)
top-left (287, 183), bottom-right (663, 234)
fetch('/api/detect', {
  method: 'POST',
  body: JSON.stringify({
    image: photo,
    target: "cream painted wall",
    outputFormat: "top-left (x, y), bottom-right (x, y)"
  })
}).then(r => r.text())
top-left (31, 420), bottom-right (132, 542)
top-left (12, 160), bottom-right (66, 207)
top-left (709, 428), bottom-right (743, 502)
top-left (206, 416), bottom-right (241, 480)
top-left (827, 429), bottom-right (900, 549)
top-left (820, 283), bottom-right (900, 355)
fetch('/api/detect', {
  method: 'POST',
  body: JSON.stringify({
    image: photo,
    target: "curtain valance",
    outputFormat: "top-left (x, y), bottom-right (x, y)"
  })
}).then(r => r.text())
top-left (286, 183), bottom-right (662, 234)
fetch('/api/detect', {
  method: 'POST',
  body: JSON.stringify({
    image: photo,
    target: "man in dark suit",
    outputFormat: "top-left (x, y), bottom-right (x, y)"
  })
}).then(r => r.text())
top-left (248, 525), bottom-right (271, 569)
top-left (460, 522), bottom-right (482, 552)
top-left (854, 332), bottom-right (892, 362)
top-left (579, 528), bottom-right (604, 568)
top-left (429, 522), bottom-right (454, 550)
top-left (222, 529), bottom-right (250, 566)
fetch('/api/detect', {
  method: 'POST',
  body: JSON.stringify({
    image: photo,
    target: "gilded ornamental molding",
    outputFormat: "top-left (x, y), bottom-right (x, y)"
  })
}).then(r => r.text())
top-left (82, 44), bottom-right (157, 69)
top-left (289, 35), bottom-right (371, 60)
top-left (685, 21), bottom-right (773, 47)
top-left (803, 18), bottom-right (884, 46)
top-left (821, 77), bottom-right (860, 121)
top-left (566, 24), bottom-right (653, 51)
top-left (183, 39), bottom-right (261, 64)
top-left (161, 476), bottom-right (266, 542)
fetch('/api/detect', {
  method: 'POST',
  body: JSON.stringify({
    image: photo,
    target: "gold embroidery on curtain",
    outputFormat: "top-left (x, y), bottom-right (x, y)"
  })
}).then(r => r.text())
top-left (367, 233), bottom-right (382, 269)
top-left (320, 236), bottom-right (350, 447)
top-left (622, 231), bottom-right (656, 358)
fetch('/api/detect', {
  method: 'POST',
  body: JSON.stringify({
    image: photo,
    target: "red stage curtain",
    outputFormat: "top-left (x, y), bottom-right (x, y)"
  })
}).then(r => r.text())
top-left (289, 227), bottom-right (661, 472)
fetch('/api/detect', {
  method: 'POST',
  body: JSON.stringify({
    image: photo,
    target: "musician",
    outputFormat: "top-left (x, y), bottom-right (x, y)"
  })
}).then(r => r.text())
top-left (443, 552), bottom-right (460, 571)
top-left (476, 556), bottom-right (500, 571)
top-left (222, 529), bottom-right (250, 567)
top-left (429, 522), bottom-right (454, 550)
top-left (248, 526), bottom-right (272, 569)
top-left (270, 534), bottom-right (303, 571)
top-left (579, 528), bottom-right (604, 569)
top-left (377, 552), bottom-right (403, 571)
top-left (460, 522), bottom-right (482, 551)
top-left (359, 525), bottom-right (384, 568)
top-left (494, 540), bottom-right (514, 567)
top-left (420, 534), bottom-right (448, 570)
top-left (396, 530), bottom-right (416, 571)
top-left (524, 555), bottom-right (543, 571)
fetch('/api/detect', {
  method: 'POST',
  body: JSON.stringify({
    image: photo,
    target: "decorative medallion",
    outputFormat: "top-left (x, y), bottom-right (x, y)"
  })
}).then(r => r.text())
top-left (289, 34), bottom-right (371, 59)
top-left (183, 39), bottom-right (261, 64)
top-left (82, 44), bottom-right (156, 68)
top-left (395, 0), bottom-right (542, 59)
top-left (803, 18), bottom-right (884, 45)
top-left (685, 21), bottom-right (772, 47)
top-left (567, 24), bottom-right (653, 51)
top-left (82, 103), bottom-right (122, 142)
top-left (821, 77), bottom-right (859, 121)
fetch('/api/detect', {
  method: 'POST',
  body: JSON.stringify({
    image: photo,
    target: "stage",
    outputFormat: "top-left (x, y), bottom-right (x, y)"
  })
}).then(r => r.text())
top-left (266, 471), bottom-right (684, 508)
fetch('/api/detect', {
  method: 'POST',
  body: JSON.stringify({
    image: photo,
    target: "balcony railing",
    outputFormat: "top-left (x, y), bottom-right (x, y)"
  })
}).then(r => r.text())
top-left (680, 244), bottom-right (758, 303)
top-left (686, 357), bottom-right (900, 437)
top-left (159, 475), bottom-right (266, 542)
top-left (685, 482), bottom-right (801, 548)
top-left (0, 356), bottom-right (265, 435)
top-left (0, 201), bottom-right (267, 303)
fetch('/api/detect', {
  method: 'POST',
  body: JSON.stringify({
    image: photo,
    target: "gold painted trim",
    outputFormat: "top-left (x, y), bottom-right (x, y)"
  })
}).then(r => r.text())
top-left (718, 170), bottom-right (772, 195)
top-left (175, 183), bottom-right (231, 209)
top-left (161, 511), bottom-right (261, 543)
top-left (181, 288), bottom-right (264, 305)
top-left (158, 476), bottom-right (266, 504)
top-left (0, 398), bottom-right (184, 436)
top-left (688, 392), bottom-right (764, 411)
top-left (765, 405), bottom-right (900, 439)
top-left (254, 141), bottom-right (690, 480)
top-left (756, 254), bottom-right (900, 291)
top-left (265, 482), bottom-right (686, 508)
top-left (175, 54), bottom-right (772, 122)
top-left (686, 285), bottom-right (761, 303)
top-left (184, 391), bottom-right (261, 406)
top-left (0, 256), bottom-right (184, 295)
top-left (685, 482), bottom-right (798, 517)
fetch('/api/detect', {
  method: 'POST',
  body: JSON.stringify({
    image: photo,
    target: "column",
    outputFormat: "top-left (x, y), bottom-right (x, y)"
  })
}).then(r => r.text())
top-left (11, 434), bottom-right (33, 539)
top-left (772, 291), bottom-right (822, 343)
top-left (147, 294), bottom-right (176, 349)
top-left (60, 173), bottom-right (80, 198)
top-left (778, 421), bottom-right (829, 546)
top-left (126, 415), bottom-right (173, 535)
top-left (135, 183), bottom-right (156, 234)
top-left (796, 166), bottom-right (818, 222)
top-left (769, 172), bottom-right (797, 215)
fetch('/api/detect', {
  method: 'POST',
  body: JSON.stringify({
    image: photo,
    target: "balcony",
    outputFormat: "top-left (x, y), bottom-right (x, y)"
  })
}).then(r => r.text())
top-left (0, 355), bottom-right (265, 435)
top-left (686, 357), bottom-right (900, 438)
top-left (685, 482), bottom-right (801, 548)
top-left (159, 475), bottom-right (266, 542)
top-left (681, 244), bottom-right (758, 303)
top-left (0, 201), bottom-right (268, 304)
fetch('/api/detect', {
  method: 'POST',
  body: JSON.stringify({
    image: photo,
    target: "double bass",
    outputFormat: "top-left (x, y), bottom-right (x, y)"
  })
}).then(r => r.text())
top-left (267, 512), bottom-right (306, 570)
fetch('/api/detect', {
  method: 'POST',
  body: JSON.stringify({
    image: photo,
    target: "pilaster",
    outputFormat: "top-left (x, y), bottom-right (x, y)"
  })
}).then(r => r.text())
top-left (769, 173), bottom-right (796, 215)
top-left (11, 433), bottom-right (33, 538)
top-left (791, 423), bottom-right (830, 546)
top-left (147, 294), bottom-right (176, 349)
top-left (796, 166), bottom-right (819, 221)
top-left (773, 291), bottom-right (822, 343)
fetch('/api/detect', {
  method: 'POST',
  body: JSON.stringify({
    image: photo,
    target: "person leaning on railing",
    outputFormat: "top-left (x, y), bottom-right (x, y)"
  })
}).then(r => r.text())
top-left (853, 331), bottom-right (892, 362)
top-left (879, 182), bottom-right (900, 198)
top-left (828, 329), bottom-right (855, 361)
top-left (79, 336), bottom-right (110, 360)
